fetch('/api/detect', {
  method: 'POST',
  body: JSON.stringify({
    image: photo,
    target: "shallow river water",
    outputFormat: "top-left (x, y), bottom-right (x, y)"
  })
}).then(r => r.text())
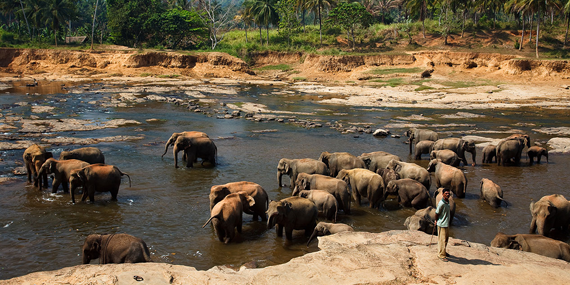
top-left (1, 80), bottom-right (569, 279)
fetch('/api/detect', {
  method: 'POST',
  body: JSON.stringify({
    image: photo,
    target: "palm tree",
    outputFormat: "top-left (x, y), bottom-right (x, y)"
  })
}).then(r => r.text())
top-left (37, 0), bottom-right (75, 46)
top-left (250, 0), bottom-right (278, 46)
top-left (564, 0), bottom-right (570, 48)
top-left (305, 0), bottom-right (336, 46)
top-left (405, 0), bottom-right (428, 38)
top-left (296, 0), bottom-right (308, 32)
top-left (17, 0), bottom-right (32, 38)
top-left (236, 1), bottom-right (255, 43)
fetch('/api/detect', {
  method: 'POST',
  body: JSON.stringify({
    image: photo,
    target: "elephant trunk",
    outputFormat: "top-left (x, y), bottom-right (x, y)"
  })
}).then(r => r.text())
top-left (545, 152), bottom-right (549, 163)
top-left (267, 214), bottom-right (277, 229)
top-left (82, 252), bottom-right (91, 264)
top-left (307, 229), bottom-right (319, 246)
top-left (162, 140), bottom-right (172, 158)
top-left (173, 146), bottom-right (180, 168)
top-left (535, 218), bottom-right (547, 236)
top-left (277, 171), bottom-right (283, 187)
top-left (470, 149), bottom-right (477, 166)
top-left (292, 186), bottom-right (300, 196)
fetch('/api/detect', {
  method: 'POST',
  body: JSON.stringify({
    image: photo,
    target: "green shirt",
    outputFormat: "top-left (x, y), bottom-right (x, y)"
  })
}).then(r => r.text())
top-left (436, 198), bottom-right (451, 228)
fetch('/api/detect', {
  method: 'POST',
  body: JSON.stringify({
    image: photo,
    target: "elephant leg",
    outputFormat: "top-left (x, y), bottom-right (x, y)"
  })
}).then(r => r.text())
top-left (285, 227), bottom-right (294, 240)
top-left (110, 188), bottom-right (118, 201)
top-left (42, 173), bottom-right (48, 189)
top-left (62, 180), bottom-right (69, 193)
top-left (353, 190), bottom-right (362, 206)
top-left (260, 211), bottom-right (267, 222)
top-left (276, 224), bottom-right (284, 237)
top-left (343, 198), bottom-right (351, 214)
top-left (237, 216), bottom-right (242, 233)
top-left (529, 217), bottom-right (537, 234)
top-left (52, 179), bottom-right (61, 194)
top-left (81, 190), bottom-right (89, 202)
top-left (89, 190), bottom-right (95, 203)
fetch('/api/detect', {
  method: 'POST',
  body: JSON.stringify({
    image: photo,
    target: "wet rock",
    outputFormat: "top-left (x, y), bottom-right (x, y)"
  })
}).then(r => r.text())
top-left (547, 138), bottom-right (570, 153)
top-left (0, 177), bottom-right (18, 184)
top-left (441, 112), bottom-right (485, 119)
top-left (42, 135), bottom-right (145, 145)
top-left (12, 167), bottom-right (26, 175)
top-left (231, 111), bottom-right (240, 117)
top-left (146, 118), bottom-right (164, 123)
top-left (0, 140), bottom-right (36, 151)
top-left (373, 129), bottom-right (391, 136)
top-left (533, 127), bottom-right (570, 136)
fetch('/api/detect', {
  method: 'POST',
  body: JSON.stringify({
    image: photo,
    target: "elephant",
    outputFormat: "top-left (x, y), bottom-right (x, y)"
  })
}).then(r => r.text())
top-left (172, 136), bottom-right (217, 168)
top-left (277, 158), bottom-right (329, 188)
top-left (203, 192), bottom-right (255, 243)
top-left (529, 194), bottom-right (570, 237)
top-left (528, 146), bottom-right (548, 165)
top-left (377, 169), bottom-right (400, 187)
top-left (481, 145), bottom-right (497, 164)
top-left (266, 196), bottom-right (318, 240)
top-left (490, 232), bottom-right (570, 262)
top-left (59, 147), bottom-right (105, 164)
top-left (480, 178), bottom-right (506, 208)
top-left (386, 159), bottom-right (431, 190)
top-left (70, 164), bottom-right (131, 203)
top-left (161, 131), bottom-right (209, 158)
top-left (496, 134), bottom-right (530, 166)
top-left (431, 138), bottom-right (477, 166)
top-left (23, 144), bottom-right (53, 188)
top-left (426, 159), bottom-right (467, 198)
top-left (434, 188), bottom-right (456, 222)
top-left (358, 151), bottom-right (401, 173)
top-left (209, 181), bottom-right (269, 221)
top-left (430, 150), bottom-right (460, 167)
top-left (318, 151), bottom-right (365, 177)
top-left (37, 158), bottom-right (90, 194)
top-left (292, 173), bottom-right (351, 214)
top-left (336, 168), bottom-right (384, 208)
top-left (404, 206), bottom-right (436, 234)
top-left (297, 190), bottom-right (338, 222)
top-left (405, 128), bottom-right (438, 154)
top-left (415, 140), bottom-right (435, 160)
top-left (82, 233), bottom-right (151, 264)
top-left (306, 222), bottom-right (354, 246)
top-left (384, 179), bottom-right (431, 209)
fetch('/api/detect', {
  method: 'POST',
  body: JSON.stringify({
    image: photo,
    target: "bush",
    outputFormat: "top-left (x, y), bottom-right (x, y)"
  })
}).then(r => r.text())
top-left (1, 32), bottom-right (15, 43)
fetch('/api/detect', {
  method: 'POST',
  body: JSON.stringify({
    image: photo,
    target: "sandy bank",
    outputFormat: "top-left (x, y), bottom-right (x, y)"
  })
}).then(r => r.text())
top-left (3, 230), bottom-right (569, 284)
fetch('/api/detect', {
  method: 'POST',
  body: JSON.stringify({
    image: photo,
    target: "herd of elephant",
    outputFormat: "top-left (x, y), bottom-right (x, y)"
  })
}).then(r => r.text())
top-left (21, 128), bottom-right (569, 264)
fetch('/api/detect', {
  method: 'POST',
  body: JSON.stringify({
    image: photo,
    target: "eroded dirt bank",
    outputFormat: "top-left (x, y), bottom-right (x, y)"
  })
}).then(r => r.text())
top-left (3, 230), bottom-right (570, 285)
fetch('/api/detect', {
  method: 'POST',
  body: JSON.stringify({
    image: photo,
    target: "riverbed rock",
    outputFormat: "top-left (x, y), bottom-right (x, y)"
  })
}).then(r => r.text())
top-left (4, 230), bottom-right (570, 285)
top-left (373, 129), bottom-right (391, 136)
top-left (547, 138), bottom-right (570, 153)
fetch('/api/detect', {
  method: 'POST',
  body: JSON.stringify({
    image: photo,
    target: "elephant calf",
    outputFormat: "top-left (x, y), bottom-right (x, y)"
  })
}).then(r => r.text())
top-left (277, 158), bottom-right (329, 188)
top-left (527, 146), bottom-right (548, 165)
top-left (404, 206), bottom-right (436, 234)
top-left (481, 145), bottom-right (497, 164)
top-left (23, 144), bottom-right (53, 189)
top-left (530, 194), bottom-right (570, 237)
top-left (491, 232), bottom-right (570, 262)
top-left (430, 150), bottom-right (460, 167)
top-left (480, 178), bottom-right (506, 208)
top-left (293, 173), bottom-right (351, 214)
top-left (307, 222), bottom-right (354, 246)
top-left (267, 196), bottom-right (318, 240)
top-left (209, 181), bottom-right (269, 221)
top-left (203, 192), bottom-right (255, 243)
top-left (298, 190), bottom-right (338, 222)
top-left (82, 233), bottom-right (151, 264)
top-left (415, 140), bottom-right (435, 160)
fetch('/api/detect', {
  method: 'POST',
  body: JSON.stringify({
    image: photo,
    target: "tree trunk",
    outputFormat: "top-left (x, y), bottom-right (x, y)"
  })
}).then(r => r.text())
top-left (259, 25), bottom-right (262, 44)
top-left (266, 24), bottom-right (269, 46)
top-left (562, 15), bottom-right (570, 48)
top-left (245, 24), bottom-right (248, 44)
top-left (54, 26), bottom-right (57, 47)
top-left (529, 15), bottom-right (533, 42)
top-left (18, 0), bottom-right (31, 39)
top-left (520, 12), bottom-right (525, 51)
top-left (302, 10), bottom-right (306, 33)
top-left (91, 0), bottom-right (99, 49)
top-left (422, 2), bottom-right (426, 38)
top-left (461, 10), bottom-right (466, 38)
top-left (535, 7), bottom-right (540, 58)
top-left (318, 5), bottom-right (322, 46)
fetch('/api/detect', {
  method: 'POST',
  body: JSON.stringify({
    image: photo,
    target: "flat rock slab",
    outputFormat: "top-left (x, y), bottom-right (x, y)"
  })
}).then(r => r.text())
top-left (4, 230), bottom-right (570, 285)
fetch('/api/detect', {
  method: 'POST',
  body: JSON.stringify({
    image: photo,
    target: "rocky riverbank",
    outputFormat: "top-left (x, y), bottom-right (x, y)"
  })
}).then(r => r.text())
top-left (2, 230), bottom-right (569, 284)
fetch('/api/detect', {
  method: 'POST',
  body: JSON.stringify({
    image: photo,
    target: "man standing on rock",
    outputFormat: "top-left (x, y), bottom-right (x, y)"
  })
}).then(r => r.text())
top-left (435, 188), bottom-right (451, 262)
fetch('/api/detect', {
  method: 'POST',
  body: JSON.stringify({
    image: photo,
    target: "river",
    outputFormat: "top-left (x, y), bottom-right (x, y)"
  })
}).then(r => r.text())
top-left (0, 80), bottom-right (569, 280)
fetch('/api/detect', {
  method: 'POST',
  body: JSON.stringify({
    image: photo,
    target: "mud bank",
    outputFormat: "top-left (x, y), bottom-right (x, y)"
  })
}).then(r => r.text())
top-left (3, 230), bottom-right (569, 285)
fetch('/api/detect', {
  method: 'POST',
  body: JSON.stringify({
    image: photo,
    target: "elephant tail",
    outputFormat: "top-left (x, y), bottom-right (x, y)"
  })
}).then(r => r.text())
top-left (202, 215), bottom-right (218, 228)
top-left (117, 169), bottom-right (132, 187)
top-left (497, 196), bottom-right (508, 207)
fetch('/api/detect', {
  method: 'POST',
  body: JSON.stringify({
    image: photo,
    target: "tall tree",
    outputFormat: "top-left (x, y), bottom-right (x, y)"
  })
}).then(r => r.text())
top-left (305, 0), bottom-right (336, 46)
top-left (326, 1), bottom-right (372, 49)
top-left (564, 0), bottom-right (570, 48)
top-left (250, 0), bottom-right (278, 46)
top-left (37, 0), bottom-right (76, 46)
top-left (277, 0), bottom-right (300, 46)
top-left (406, 0), bottom-right (428, 38)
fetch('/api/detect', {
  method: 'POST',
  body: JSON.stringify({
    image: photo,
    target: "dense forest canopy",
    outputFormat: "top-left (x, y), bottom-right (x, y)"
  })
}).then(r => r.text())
top-left (1, 0), bottom-right (569, 58)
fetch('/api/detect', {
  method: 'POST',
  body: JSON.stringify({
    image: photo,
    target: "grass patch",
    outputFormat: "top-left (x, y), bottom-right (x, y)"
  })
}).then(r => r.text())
top-left (140, 73), bottom-right (153, 77)
top-left (158, 74), bottom-right (180, 78)
top-left (292, 77), bottom-right (306, 81)
top-left (109, 73), bottom-right (123, 76)
top-left (256, 64), bottom-right (292, 71)
top-left (415, 85), bottom-right (435, 91)
top-left (367, 67), bottom-right (423, 75)
top-left (232, 102), bottom-right (244, 108)
top-left (369, 78), bottom-right (405, 87)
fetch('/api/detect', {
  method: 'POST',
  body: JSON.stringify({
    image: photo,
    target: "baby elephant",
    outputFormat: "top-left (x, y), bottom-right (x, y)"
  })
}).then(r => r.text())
top-left (384, 179), bottom-right (431, 209)
top-left (482, 145), bottom-right (497, 164)
top-left (480, 178), bottom-right (506, 207)
top-left (70, 164), bottom-right (131, 203)
top-left (307, 222), bottom-right (354, 246)
top-left (491, 232), bottom-right (570, 262)
top-left (203, 192), bottom-right (255, 243)
top-left (527, 146), bottom-right (548, 165)
top-left (430, 150), bottom-right (460, 167)
top-left (267, 196), bottom-right (318, 240)
top-left (404, 206), bottom-right (436, 234)
top-left (298, 190), bottom-right (338, 222)
top-left (415, 140), bottom-right (435, 160)
top-left (82, 233), bottom-right (151, 264)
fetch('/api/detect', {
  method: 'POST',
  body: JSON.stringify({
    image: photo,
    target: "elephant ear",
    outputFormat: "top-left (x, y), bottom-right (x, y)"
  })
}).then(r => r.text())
top-left (284, 162), bottom-right (290, 174)
top-left (283, 201), bottom-right (292, 214)
top-left (323, 228), bottom-right (331, 235)
top-left (362, 157), bottom-right (371, 168)
top-left (301, 178), bottom-right (309, 190)
top-left (394, 163), bottom-right (402, 173)
top-left (529, 201), bottom-right (535, 213)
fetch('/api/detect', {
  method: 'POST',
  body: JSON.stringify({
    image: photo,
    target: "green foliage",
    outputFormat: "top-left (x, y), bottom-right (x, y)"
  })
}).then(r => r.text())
top-left (256, 64), bottom-right (291, 71)
top-left (276, 0), bottom-right (299, 46)
top-left (326, 1), bottom-right (372, 48)
top-left (146, 8), bottom-right (207, 49)
top-left (107, 0), bottom-right (165, 47)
